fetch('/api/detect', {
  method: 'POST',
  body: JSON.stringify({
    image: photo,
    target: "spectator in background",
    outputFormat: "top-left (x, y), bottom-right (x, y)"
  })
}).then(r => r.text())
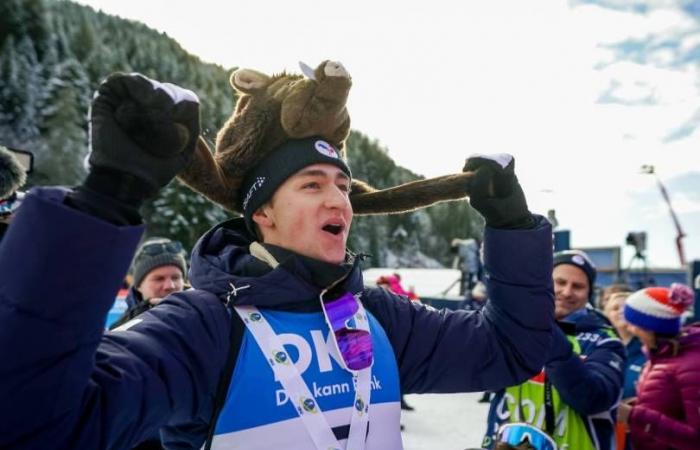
top-left (618, 284), bottom-right (700, 450)
top-left (376, 272), bottom-right (419, 301)
top-left (603, 291), bottom-right (644, 400)
top-left (451, 237), bottom-right (483, 297)
top-left (598, 283), bottom-right (633, 311)
top-left (603, 290), bottom-right (644, 450)
top-left (376, 272), bottom-right (419, 412)
top-left (109, 237), bottom-right (187, 330)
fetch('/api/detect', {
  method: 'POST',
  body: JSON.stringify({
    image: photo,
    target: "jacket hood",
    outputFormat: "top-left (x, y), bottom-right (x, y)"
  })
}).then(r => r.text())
top-left (188, 217), bottom-right (365, 308)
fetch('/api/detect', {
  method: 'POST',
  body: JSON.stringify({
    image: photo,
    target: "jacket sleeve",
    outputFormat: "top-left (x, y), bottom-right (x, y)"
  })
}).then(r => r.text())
top-left (546, 326), bottom-right (625, 414)
top-left (628, 357), bottom-right (700, 450)
top-left (629, 404), bottom-right (700, 449)
top-left (94, 292), bottom-right (231, 449)
top-left (0, 188), bottom-right (230, 449)
top-left (364, 215), bottom-right (554, 393)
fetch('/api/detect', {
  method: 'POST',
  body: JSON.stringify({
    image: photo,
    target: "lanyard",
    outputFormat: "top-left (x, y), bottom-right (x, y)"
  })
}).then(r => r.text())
top-left (544, 375), bottom-right (555, 435)
top-left (234, 304), bottom-right (372, 450)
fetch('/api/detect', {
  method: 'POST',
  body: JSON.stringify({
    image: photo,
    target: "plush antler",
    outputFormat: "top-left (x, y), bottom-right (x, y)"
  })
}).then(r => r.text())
top-left (349, 172), bottom-right (475, 215)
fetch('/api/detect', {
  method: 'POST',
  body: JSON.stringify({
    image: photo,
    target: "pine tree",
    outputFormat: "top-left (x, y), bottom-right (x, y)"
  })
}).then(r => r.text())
top-left (37, 58), bottom-right (90, 185)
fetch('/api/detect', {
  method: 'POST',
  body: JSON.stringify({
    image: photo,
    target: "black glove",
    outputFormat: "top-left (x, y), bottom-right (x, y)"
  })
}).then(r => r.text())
top-left (69, 73), bottom-right (200, 224)
top-left (548, 323), bottom-right (574, 363)
top-left (463, 154), bottom-right (534, 229)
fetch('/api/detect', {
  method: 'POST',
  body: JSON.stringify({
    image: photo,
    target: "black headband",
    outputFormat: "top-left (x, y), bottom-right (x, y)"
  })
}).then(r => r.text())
top-left (240, 137), bottom-right (351, 234)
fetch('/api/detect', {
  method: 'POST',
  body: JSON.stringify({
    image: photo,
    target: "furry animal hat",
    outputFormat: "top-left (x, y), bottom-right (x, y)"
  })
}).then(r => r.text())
top-left (0, 146), bottom-right (26, 200)
top-left (178, 60), bottom-right (475, 216)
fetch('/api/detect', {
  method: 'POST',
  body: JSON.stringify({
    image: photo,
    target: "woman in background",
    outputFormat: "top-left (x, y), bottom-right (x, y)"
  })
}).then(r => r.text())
top-left (603, 290), bottom-right (645, 449)
top-left (618, 283), bottom-right (700, 450)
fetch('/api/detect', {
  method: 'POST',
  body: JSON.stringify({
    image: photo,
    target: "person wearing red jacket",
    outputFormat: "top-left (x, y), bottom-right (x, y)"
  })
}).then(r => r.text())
top-left (618, 283), bottom-right (700, 450)
top-left (376, 273), bottom-right (419, 301)
top-left (376, 273), bottom-right (419, 412)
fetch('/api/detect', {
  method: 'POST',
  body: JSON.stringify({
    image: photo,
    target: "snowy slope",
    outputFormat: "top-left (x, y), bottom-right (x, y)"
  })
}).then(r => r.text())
top-left (401, 392), bottom-right (490, 450)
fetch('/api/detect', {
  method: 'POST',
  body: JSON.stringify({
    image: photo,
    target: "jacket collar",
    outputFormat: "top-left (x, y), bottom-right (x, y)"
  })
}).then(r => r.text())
top-left (651, 323), bottom-right (700, 359)
top-left (188, 217), bottom-right (364, 309)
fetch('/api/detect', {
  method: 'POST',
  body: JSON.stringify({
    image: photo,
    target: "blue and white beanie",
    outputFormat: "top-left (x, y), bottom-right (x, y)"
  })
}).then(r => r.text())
top-left (553, 250), bottom-right (597, 301)
top-left (624, 283), bottom-right (694, 335)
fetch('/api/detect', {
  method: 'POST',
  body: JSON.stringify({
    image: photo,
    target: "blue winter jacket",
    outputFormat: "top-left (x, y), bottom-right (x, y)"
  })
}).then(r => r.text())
top-left (622, 336), bottom-right (645, 400)
top-left (0, 188), bottom-right (555, 449)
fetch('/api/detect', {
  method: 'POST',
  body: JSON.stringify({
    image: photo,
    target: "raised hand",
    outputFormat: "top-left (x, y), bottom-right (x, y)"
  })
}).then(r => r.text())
top-left (463, 154), bottom-right (533, 229)
top-left (68, 73), bottom-right (200, 225)
top-left (88, 73), bottom-right (200, 194)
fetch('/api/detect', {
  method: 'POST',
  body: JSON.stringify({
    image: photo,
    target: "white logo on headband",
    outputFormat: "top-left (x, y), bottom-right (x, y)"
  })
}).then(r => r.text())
top-left (572, 254), bottom-right (586, 266)
top-left (242, 176), bottom-right (266, 210)
top-left (314, 140), bottom-right (338, 159)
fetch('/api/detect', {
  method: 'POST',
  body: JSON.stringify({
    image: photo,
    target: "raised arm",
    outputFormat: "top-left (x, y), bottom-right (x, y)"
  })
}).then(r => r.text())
top-left (546, 326), bottom-right (625, 414)
top-left (364, 154), bottom-right (554, 392)
top-left (0, 73), bottom-right (223, 449)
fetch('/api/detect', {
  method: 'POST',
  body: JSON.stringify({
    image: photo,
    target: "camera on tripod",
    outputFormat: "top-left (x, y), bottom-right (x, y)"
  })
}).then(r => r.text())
top-left (626, 231), bottom-right (647, 258)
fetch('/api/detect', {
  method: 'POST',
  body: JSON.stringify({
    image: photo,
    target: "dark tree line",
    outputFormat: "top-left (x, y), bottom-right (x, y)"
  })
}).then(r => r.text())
top-left (0, 0), bottom-right (482, 267)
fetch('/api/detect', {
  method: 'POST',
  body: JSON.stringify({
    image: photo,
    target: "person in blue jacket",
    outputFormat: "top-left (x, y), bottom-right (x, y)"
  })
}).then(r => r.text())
top-left (483, 250), bottom-right (626, 450)
top-left (602, 290), bottom-right (645, 401)
top-left (0, 73), bottom-right (555, 450)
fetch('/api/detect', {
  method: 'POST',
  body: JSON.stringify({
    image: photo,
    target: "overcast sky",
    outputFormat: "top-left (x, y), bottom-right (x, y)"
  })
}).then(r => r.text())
top-left (75, 0), bottom-right (700, 268)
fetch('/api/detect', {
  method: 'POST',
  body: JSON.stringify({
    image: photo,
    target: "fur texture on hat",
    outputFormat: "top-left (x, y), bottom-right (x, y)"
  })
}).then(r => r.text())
top-left (624, 283), bottom-right (694, 335)
top-left (178, 60), bottom-right (476, 216)
top-left (0, 146), bottom-right (26, 200)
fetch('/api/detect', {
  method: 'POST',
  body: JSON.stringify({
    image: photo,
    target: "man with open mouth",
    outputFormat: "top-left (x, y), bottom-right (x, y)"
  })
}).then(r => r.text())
top-left (0, 73), bottom-right (556, 450)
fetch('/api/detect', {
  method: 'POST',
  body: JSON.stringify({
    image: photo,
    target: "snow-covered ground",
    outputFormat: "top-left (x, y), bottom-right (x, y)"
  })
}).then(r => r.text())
top-left (401, 392), bottom-right (490, 450)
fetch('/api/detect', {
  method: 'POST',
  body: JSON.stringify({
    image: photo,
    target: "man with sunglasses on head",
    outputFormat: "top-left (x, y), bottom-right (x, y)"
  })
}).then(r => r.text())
top-left (109, 237), bottom-right (187, 330)
top-left (0, 73), bottom-right (555, 450)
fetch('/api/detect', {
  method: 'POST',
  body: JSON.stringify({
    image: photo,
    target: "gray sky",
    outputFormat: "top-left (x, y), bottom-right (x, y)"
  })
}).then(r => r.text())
top-left (75, 0), bottom-right (700, 268)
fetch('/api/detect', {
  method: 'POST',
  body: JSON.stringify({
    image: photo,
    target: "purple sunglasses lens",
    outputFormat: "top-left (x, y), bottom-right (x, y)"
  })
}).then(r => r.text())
top-left (324, 292), bottom-right (359, 330)
top-left (336, 328), bottom-right (373, 370)
top-left (323, 292), bottom-right (373, 370)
